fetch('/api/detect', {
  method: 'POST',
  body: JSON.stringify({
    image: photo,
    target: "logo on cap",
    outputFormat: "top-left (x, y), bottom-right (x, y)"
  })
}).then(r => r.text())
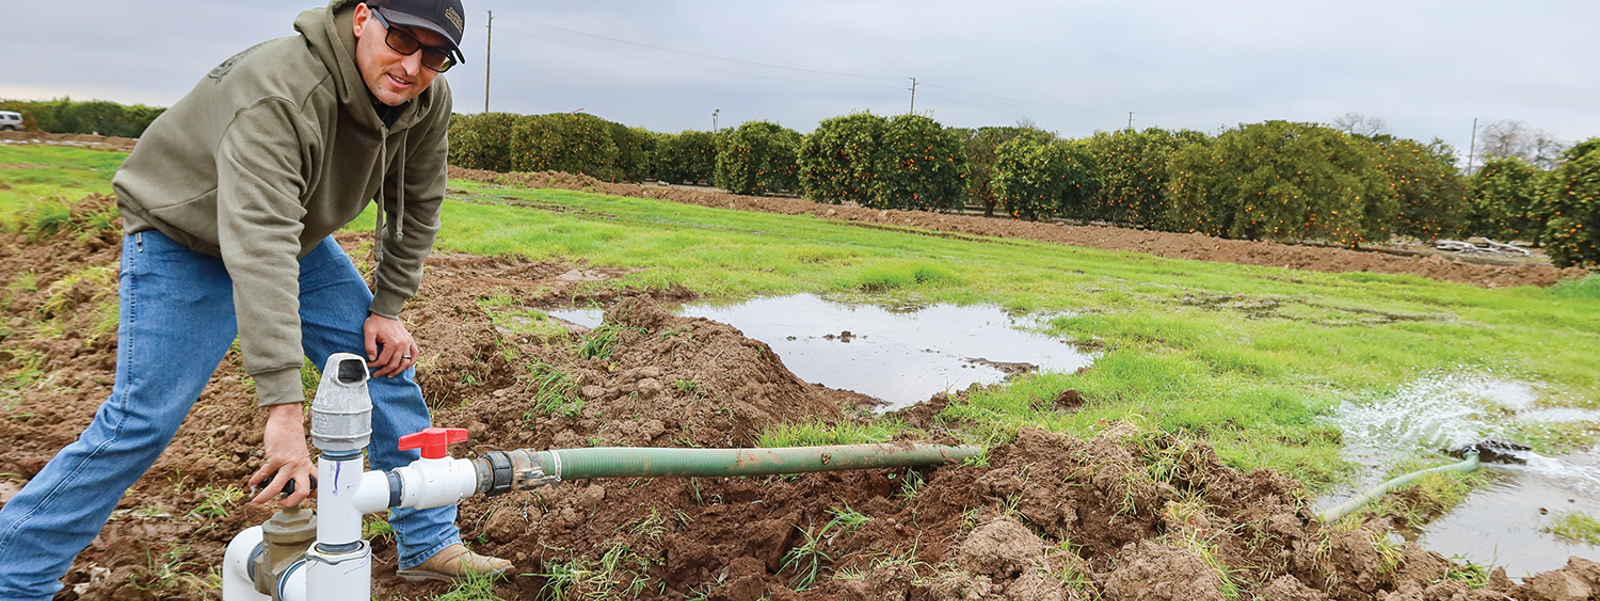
top-left (444, 7), bottom-right (464, 36)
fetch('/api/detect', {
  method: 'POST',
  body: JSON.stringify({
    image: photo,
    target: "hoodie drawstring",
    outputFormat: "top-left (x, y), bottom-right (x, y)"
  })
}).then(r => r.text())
top-left (372, 129), bottom-right (408, 263)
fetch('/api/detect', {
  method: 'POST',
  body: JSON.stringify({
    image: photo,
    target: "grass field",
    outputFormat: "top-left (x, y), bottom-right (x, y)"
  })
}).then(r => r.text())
top-left (0, 144), bottom-right (123, 211)
top-left (5, 145), bottom-right (1598, 491)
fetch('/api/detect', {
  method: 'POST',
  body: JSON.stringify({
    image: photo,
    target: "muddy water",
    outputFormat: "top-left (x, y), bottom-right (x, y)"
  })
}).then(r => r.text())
top-left (551, 294), bottom-right (1092, 409)
top-left (1330, 374), bottom-right (1600, 578)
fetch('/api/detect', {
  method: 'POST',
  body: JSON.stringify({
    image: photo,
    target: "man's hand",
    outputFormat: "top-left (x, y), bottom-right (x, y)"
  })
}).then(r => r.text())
top-left (248, 403), bottom-right (315, 507)
top-left (365, 313), bottom-right (419, 378)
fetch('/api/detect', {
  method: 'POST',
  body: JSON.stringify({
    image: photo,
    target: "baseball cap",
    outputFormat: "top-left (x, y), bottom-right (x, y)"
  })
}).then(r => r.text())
top-left (366, 0), bottom-right (467, 64)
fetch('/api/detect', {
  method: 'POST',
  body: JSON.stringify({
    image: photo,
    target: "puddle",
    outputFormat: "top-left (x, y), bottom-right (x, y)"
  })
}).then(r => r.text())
top-left (1328, 373), bottom-right (1600, 577)
top-left (551, 294), bottom-right (1093, 410)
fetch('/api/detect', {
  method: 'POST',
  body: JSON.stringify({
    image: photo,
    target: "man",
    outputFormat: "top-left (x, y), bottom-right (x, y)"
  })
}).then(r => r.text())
top-left (0, 0), bottom-right (511, 597)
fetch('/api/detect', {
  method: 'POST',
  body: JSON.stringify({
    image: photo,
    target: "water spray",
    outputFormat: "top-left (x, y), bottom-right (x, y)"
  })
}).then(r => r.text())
top-left (222, 354), bottom-right (980, 600)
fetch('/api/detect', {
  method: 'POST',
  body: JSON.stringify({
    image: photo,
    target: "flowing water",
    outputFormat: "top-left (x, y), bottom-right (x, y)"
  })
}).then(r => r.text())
top-left (1329, 374), bottom-right (1600, 578)
top-left (550, 294), bottom-right (1093, 410)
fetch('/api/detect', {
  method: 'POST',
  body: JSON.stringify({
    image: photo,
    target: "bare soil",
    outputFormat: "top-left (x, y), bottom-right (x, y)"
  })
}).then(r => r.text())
top-left (0, 131), bottom-right (138, 152)
top-left (2, 196), bottom-right (1597, 601)
top-left (449, 167), bottom-right (1592, 289)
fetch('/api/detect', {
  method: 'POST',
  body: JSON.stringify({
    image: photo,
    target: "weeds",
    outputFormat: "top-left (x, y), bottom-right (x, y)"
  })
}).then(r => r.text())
top-left (780, 504), bottom-right (874, 591)
top-left (1438, 557), bottom-right (1493, 589)
top-left (1369, 530), bottom-right (1406, 575)
top-left (431, 568), bottom-right (506, 601)
top-left (1050, 539), bottom-right (1095, 596)
top-left (895, 468), bottom-right (926, 500)
top-left (185, 484), bottom-right (243, 525)
top-left (363, 515), bottom-right (395, 540)
top-left (534, 542), bottom-right (655, 601)
top-left (1168, 528), bottom-right (1246, 601)
top-left (780, 521), bottom-right (832, 592)
top-left (577, 323), bottom-right (641, 360)
top-left (3, 271), bottom-right (37, 311)
top-left (38, 265), bottom-right (117, 318)
top-left (1542, 510), bottom-right (1600, 545)
top-left (129, 542), bottom-right (216, 596)
top-left (522, 360), bottom-right (583, 418)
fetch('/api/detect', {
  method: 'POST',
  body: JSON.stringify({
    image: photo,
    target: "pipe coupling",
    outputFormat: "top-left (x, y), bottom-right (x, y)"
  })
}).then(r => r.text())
top-left (475, 449), bottom-right (560, 496)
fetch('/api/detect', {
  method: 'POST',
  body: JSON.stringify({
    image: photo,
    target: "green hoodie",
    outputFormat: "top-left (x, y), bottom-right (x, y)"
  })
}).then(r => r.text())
top-left (112, 0), bottom-right (451, 408)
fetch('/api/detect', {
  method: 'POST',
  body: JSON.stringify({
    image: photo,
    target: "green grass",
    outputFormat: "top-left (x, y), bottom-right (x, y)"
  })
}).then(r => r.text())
top-left (757, 418), bottom-right (914, 447)
top-left (0, 145), bottom-right (124, 215)
top-left (1542, 511), bottom-right (1600, 545)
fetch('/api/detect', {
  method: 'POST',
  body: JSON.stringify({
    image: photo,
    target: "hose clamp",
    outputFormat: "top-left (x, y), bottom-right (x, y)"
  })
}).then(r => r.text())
top-left (514, 451), bottom-right (561, 490)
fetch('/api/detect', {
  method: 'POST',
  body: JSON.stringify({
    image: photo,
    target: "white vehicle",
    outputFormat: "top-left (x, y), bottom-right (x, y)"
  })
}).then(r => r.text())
top-left (0, 111), bottom-right (22, 131)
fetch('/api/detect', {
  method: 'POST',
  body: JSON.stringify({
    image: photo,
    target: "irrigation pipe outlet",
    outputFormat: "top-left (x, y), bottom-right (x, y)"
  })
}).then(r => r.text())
top-left (1319, 450), bottom-right (1481, 524)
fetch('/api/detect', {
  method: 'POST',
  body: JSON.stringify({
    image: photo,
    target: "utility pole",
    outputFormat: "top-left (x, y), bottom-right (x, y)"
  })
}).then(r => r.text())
top-left (483, 10), bottom-right (492, 113)
top-left (908, 77), bottom-right (918, 114)
top-left (1466, 117), bottom-right (1478, 174)
top-left (1127, 112), bottom-right (1134, 130)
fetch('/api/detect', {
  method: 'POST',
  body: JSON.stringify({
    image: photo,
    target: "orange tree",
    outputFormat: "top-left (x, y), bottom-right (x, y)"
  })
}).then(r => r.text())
top-left (507, 113), bottom-right (622, 179)
top-left (1083, 127), bottom-right (1209, 229)
top-left (991, 136), bottom-right (1098, 221)
top-left (1167, 121), bottom-right (1392, 245)
top-left (1542, 139), bottom-right (1600, 267)
top-left (871, 114), bottom-right (966, 212)
top-left (609, 123), bottom-right (656, 182)
top-left (798, 112), bottom-right (887, 205)
top-left (1370, 136), bottom-right (1468, 241)
top-left (1467, 157), bottom-right (1546, 244)
top-left (715, 121), bottom-right (802, 196)
top-left (655, 130), bottom-right (720, 185)
top-left (448, 112), bottom-right (520, 172)
top-left (958, 126), bottom-right (1055, 217)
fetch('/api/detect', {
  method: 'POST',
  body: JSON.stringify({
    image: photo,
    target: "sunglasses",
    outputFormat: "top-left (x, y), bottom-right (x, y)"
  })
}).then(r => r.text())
top-left (372, 9), bottom-right (456, 73)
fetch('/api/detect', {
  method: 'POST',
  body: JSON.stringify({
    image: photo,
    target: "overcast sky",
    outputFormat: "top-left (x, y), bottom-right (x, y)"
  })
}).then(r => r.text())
top-left (7, 0), bottom-right (1597, 162)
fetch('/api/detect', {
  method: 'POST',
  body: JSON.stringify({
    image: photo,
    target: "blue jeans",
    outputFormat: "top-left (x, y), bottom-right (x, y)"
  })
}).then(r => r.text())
top-left (0, 231), bottom-right (460, 600)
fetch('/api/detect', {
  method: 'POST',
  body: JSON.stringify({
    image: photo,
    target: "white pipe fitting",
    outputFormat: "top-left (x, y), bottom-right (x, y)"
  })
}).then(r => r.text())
top-left (392, 457), bottom-right (480, 510)
top-left (221, 526), bottom-right (267, 601)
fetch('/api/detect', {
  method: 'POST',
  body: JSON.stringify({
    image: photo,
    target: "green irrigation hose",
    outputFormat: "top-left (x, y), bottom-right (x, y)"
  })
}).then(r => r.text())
top-left (535, 443), bottom-right (982, 481)
top-left (1319, 451), bottom-right (1480, 523)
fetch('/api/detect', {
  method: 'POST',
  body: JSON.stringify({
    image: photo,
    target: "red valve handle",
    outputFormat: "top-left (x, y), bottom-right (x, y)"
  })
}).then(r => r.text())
top-left (398, 427), bottom-right (470, 459)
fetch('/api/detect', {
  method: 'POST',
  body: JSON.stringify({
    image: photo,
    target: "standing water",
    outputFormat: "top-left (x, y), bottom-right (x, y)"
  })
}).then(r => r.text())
top-left (550, 294), bottom-right (1093, 410)
top-left (1330, 374), bottom-right (1600, 578)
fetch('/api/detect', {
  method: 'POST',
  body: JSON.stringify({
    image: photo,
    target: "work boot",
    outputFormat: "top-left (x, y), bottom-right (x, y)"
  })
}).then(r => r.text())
top-left (396, 543), bottom-right (514, 582)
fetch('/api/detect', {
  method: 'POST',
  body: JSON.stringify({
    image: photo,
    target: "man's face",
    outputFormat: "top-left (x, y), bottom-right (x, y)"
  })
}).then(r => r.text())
top-left (352, 3), bottom-right (445, 107)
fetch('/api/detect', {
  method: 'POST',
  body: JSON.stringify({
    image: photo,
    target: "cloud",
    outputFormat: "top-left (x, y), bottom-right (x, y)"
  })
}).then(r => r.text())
top-left (6, 0), bottom-right (1599, 154)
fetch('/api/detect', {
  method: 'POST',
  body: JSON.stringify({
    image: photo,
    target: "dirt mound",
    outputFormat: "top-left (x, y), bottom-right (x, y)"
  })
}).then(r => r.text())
top-left (1, 196), bottom-right (1595, 600)
top-left (0, 131), bottom-right (137, 152)
top-left (450, 166), bottom-right (1592, 289)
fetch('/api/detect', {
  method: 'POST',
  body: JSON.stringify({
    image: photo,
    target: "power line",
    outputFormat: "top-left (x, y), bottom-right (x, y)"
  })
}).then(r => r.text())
top-left (470, 9), bottom-right (1130, 128)
top-left (491, 24), bottom-right (903, 91)
top-left (492, 13), bottom-right (898, 81)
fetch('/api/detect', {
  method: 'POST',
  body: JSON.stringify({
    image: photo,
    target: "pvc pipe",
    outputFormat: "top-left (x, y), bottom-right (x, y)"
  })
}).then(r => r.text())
top-left (221, 526), bottom-right (267, 601)
top-left (537, 443), bottom-right (980, 481)
top-left (304, 541), bottom-right (370, 601)
top-left (394, 457), bottom-right (481, 509)
top-left (277, 558), bottom-right (307, 601)
top-left (315, 455), bottom-right (368, 546)
top-left (1320, 451), bottom-right (1481, 523)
